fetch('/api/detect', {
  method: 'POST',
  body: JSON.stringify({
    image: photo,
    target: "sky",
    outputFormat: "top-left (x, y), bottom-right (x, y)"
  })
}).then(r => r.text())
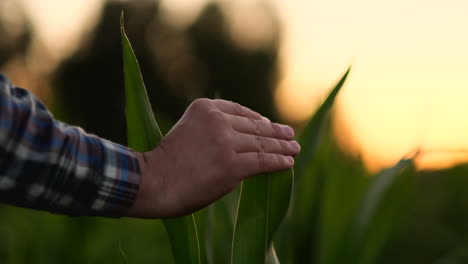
top-left (18, 0), bottom-right (468, 171)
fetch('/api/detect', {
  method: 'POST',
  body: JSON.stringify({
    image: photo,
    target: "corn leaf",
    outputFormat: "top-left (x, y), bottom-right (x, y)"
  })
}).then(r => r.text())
top-left (121, 14), bottom-right (200, 264)
top-left (204, 194), bottom-right (236, 264)
top-left (278, 68), bottom-right (351, 263)
top-left (193, 210), bottom-right (209, 264)
top-left (267, 245), bottom-right (281, 264)
top-left (335, 157), bottom-right (415, 264)
top-left (294, 66), bottom-right (351, 180)
top-left (315, 142), bottom-right (369, 264)
top-left (195, 191), bottom-right (238, 264)
top-left (355, 158), bottom-right (414, 247)
top-left (231, 168), bottom-right (293, 263)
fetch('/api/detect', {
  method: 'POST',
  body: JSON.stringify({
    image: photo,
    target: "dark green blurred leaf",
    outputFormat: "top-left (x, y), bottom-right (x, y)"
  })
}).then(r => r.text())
top-left (281, 68), bottom-right (352, 264)
top-left (432, 246), bottom-right (468, 264)
top-left (268, 245), bottom-right (281, 264)
top-left (316, 144), bottom-right (369, 264)
top-left (356, 159), bottom-right (414, 244)
top-left (121, 14), bottom-right (200, 264)
top-left (336, 157), bottom-right (415, 264)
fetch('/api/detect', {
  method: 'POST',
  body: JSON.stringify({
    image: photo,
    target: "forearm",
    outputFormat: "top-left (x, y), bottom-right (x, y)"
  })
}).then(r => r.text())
top-left (0, 74), bottom-right (140, 216)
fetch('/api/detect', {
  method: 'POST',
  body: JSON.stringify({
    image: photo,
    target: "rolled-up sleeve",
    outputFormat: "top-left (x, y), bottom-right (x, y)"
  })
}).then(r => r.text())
top-left (0, 74), bottom-right (140, 216)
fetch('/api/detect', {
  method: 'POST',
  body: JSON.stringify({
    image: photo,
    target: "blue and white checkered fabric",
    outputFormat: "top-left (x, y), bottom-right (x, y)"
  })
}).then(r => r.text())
top-left (0, 74), bottom-right (140, 216)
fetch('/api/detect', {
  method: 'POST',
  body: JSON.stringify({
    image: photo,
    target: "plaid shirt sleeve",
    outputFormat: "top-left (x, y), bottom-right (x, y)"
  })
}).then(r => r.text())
top-left (0, 74), bottom-right (140, 216)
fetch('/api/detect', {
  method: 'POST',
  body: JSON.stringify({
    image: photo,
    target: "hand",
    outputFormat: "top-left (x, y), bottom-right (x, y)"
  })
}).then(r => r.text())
top-left (127, 99), bottom-right (300, 218)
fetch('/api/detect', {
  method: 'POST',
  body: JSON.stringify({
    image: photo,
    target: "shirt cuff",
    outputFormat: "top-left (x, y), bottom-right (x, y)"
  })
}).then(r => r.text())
top-left (88, 138), bottom-right (141, 215)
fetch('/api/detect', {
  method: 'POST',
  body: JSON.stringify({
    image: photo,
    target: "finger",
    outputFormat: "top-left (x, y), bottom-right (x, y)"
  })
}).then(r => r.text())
top-left (212, 99), bottom-right (266, 120)
top-left (233, 132), bottom-right (300, 155)
top-left (233, 152), bottom-right (294, 179)
top-left (228, 115), bottom-right (294, 140)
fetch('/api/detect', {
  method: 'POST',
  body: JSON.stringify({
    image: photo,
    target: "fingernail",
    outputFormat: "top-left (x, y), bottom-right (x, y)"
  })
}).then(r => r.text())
top-left (290, 141), bottom-right (301, 152)
top-left (262, 116), bottom-right (270, 122)
top-left (287, 156), bottom-right (295, 165)
top-left (283, 125), bottom-right (294, 138)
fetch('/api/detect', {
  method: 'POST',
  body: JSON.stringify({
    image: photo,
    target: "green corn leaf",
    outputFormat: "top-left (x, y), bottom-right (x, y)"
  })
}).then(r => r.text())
top-left (286, 126), bottom-right (369, 264)
top-left (267, 245), bottom-right (281, 264)
top-left (315, 142), bottom-right (369, 264)
top-left (231, 168), bottom-right (293, 264)
top-left (355, 158), bottom-right (414, 245)
top-left (193, 209), bottom-right (209, 264)
top-left (336, 156), bottom-right (416, 264)
top-left (294, 66), bottom-right (351, 180)
top-left (121, 19), bottom-right (162, 150)
top-left (163, 217), bottom-right (201, 264)
top-left (121, 14), bottom-right (200, 264)
top-left (278, 68), bottom-right (351, 263)
top-left (204, 189), bottom-right (238, 264)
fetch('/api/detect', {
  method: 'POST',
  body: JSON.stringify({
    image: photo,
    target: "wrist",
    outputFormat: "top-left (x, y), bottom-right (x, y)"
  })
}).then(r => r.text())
top-left (124, 150), bottom-right (161, 218)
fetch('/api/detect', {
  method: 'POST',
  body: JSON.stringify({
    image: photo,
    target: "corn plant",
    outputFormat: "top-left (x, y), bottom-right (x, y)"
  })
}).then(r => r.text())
top-left (121, 14), bottom-right (415, 264)
top-left (121, 15), bottom-right (200, 264)
top-left (277, 71), bottom-right (416, 264)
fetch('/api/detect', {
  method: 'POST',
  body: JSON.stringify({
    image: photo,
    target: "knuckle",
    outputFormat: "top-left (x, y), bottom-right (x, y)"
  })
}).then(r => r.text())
top-left (234, 102), bottom-right (246, 115)
top-left (251, 119), bottom-right (261, 135)
top-left (271, 123), bottom-right (282, 137)
top-left (273, 155), bottom-right (284, 170)
top-left (257, 152), bottom-right (267, 170)
top-left (190, 98), bottom-right (212, 112)
top-left (279, 140), bottom-right (289, 151)
top-left (256, 135), bottom-right (265, 152)
top-left (278, 155), bottom-right (287, 166)
top-left (207, 110), bottom-right (227, 125)
top-left (213, 130), bottom-right (231, 146)
top-left (212, 99), bottom-right (225, 105)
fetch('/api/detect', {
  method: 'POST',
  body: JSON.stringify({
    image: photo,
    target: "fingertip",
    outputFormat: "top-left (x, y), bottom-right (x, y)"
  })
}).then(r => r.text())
top-left (290, 141), bottom-right (301, 154)
top-left (281, 125), bottom-right (294, 138)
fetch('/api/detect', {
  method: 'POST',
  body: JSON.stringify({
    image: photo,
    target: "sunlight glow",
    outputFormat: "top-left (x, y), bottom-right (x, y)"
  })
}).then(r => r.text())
top-left (20, 0), bottom-right (104, 59)
top-left (273, 0), bottom-right (468, 170)
top-left (160, 0), bottom-right (208, 27)
top-left (18, 0), bottom-right (468, 170)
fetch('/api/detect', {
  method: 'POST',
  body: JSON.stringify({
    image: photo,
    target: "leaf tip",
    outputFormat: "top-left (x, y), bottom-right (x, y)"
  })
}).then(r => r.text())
top-left (343, 65), bottom-right (352, 80)
top-left (120, 11), bottom-right (129, 43)
top-left (120, 11), bottom-right (125, 29)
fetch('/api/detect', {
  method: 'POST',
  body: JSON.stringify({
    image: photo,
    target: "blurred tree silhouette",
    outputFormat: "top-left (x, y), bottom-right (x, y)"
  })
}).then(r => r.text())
top-left (53, 0), bottom-right (281, 144)
top-left (0, 0), bottom-right (32, 68)
top-left (186, 2), bottom-right (281, 120)
top-left (53, 1), bottom-right (173, 144)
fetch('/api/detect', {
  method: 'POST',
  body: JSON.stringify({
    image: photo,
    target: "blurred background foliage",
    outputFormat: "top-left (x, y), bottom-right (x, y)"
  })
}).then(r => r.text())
top-left (53, 0), bottom-right (280, 144)
top-left (1, 0), bottom-right (468, 263)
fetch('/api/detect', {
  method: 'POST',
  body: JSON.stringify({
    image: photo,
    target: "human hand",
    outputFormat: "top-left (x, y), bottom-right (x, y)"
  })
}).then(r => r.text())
top-left (127, 99), bottom-right (300, 218)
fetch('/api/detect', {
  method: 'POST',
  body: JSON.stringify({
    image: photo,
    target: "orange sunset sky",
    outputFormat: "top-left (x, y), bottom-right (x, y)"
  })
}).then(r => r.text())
top-left (18, 0), bottom-right (468, 171)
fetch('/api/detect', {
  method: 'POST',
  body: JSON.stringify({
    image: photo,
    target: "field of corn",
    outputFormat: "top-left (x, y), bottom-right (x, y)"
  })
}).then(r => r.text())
top-left (2, 1), bottom-right (468, 264)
